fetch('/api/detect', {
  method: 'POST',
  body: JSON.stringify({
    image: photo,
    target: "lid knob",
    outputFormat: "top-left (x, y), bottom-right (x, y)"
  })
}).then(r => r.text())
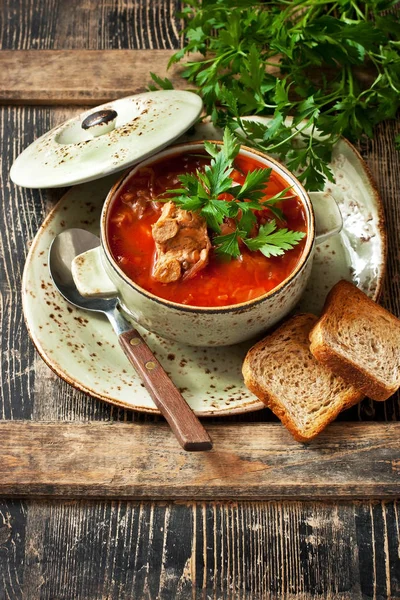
top-left (81, 109), bottom-right (118, 137)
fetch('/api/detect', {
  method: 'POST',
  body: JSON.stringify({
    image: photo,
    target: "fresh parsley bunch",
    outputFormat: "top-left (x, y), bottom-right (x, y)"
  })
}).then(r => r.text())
top-left (165, 129), bottom-right (305, 259)
top-left (150, 0), bottom-right (400, 191)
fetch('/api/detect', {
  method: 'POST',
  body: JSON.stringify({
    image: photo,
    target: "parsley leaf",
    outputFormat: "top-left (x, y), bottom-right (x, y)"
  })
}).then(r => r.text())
top-left (214, 231), bottom-right (242, 259)
top-left (165, 129), bottom-right (305, 260)
top-left (237, 207), bottom-right (257, 236)
top-left (204, 150), bottom-right (234, 197)
top-left (147, 72), bottom-right (175, 91)
top-left (222, 126), bottom-right (241, 162)
top-left (245, 221), bottom-right (306, 258)
top-left (201, 200), bottom-right (232, 232)
top-left (231, 168), bottom-right (272, 201)
top-left (166, 128), bottom-right (242, 233)
top-left (151, 0), bottom-right (400, 191)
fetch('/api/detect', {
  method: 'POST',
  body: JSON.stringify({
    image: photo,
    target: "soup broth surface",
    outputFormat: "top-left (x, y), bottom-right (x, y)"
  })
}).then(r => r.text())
top-left (107, 151), bottom-right (308, 307)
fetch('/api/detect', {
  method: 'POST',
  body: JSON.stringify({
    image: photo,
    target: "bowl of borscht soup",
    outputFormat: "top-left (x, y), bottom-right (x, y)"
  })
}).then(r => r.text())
top-left (73, 135), bottom-right (339, 346)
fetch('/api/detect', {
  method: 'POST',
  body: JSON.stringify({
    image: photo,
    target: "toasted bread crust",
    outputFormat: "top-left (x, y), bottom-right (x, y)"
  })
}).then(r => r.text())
top-left (310, 324), bottom-right (395, 401)
top-left (242, 313), bottom-right (364, 442)
top-left (242, 369), bottom-right (362, 442)
top-left (309, 280), bottom-right (400, 401)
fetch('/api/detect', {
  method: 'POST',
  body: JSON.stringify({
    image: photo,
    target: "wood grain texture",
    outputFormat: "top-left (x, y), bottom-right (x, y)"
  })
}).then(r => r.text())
top-left (355, 119), bottom-right (400, 421)
top-left (2, 103), bottom-right (398, 425)
top-left (0, 501), bottom-right (26, 600)
top-left (0, 50), bottom-right (191, 104)
top-left (1, 421), bottom-right (399, 499)
top-left (0, 499), bottom-right (398, 599)
top-left (1, 0), bottom-right (400, 598)
top-left (0, 50), bottom-right (375, 107)
top-left (0, 0), bottom-right (182, 51)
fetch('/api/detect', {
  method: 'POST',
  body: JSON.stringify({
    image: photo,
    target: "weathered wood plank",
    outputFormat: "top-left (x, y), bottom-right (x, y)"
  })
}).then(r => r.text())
top-left (0, 0), bottom-right (182, 52)
top-left (1, 103), bottom-right (398, 423)
top-left (0, 106), bottom-right (46, 421)
top-left (0, 50), bottom-right (190, 104)
top-left (1, 421), bottom-right (399, 499)
top-left (356, 120), bottom-right (400, 422)
top-left (0, 104), bottom-right (156, 423)
top-left (1, 0), bottom-right (400, 598)
top-left (359, 120), bottom-right (400, 323)
top-left (3, 499), bottom-right (396, 599)
top-left (0, 501), bottom-right (26, 600)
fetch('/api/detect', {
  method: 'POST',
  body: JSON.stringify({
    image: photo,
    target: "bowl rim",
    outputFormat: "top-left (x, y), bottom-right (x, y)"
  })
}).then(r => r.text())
top-left (100, 140), bottom-right (315, 314)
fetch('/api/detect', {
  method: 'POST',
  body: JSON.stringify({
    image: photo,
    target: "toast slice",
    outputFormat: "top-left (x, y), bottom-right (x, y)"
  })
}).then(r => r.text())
top-left (309, 280), bottom-right (400, 401)
top-left (242, 314), bottom-right (364, 441)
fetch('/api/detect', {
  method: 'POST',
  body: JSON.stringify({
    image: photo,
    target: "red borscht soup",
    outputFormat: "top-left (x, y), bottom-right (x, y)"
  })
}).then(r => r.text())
top-left (107, 150), bottom-right (308, 307)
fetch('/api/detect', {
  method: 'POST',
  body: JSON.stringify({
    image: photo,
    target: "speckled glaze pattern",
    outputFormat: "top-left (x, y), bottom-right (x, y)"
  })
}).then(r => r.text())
top-left (22, 123), bottom-right (386, 416)
top-left (10, 91), bottom-right (203, 189)
top-left (98, 246), bottom-right (314, 346)
top-left (88, 142), bottom-right (315, 347)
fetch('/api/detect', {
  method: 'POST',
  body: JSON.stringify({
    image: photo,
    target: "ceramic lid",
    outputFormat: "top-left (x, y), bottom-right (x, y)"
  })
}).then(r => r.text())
top-left (10, 90), bottom-right (203, 189)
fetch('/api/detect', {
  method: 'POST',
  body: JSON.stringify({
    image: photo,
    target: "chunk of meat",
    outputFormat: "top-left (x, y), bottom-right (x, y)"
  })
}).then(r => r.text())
top-left (151, 202), bottom-right (211, 283)
top-left (121, 168), bottom-right (158, 220)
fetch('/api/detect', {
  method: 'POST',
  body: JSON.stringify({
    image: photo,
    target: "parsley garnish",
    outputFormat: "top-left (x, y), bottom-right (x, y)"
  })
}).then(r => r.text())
top-left (165, 128), bottom-right (305, 259)
top-left (245, 221), bottom-right (306, 259)
top-left (149, 0), bottom-right (400, 191)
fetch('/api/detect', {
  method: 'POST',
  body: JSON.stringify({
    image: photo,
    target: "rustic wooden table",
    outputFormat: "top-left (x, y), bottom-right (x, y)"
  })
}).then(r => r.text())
top-left (1, 1), bottom-right (399, 598)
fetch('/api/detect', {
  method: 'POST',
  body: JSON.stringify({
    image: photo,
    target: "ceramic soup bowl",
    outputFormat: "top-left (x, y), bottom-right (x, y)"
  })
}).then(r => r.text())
top-left (72, 142), bottom-right (342, 346)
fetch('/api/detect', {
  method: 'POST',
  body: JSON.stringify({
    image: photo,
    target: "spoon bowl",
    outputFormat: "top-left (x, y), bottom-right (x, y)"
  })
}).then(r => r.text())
top-left (50, 229), bottom-right (116, 312)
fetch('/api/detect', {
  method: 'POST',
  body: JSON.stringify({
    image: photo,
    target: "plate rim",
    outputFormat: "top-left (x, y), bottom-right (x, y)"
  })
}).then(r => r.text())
top-left (339, 136), bottom-right (387, 300)
top-left (21, 135), bottom-right (387, 417)
top-left (22, 207), bottom-right (266, 416)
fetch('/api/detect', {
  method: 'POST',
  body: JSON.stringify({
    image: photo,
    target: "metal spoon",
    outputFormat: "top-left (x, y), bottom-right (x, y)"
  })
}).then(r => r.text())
top-left (49, 228), bottom-right (212, 452)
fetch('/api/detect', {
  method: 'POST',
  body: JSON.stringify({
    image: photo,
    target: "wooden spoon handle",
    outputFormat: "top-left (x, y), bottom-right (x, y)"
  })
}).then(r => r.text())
top-left (119, 330), bottom-right (212, 451)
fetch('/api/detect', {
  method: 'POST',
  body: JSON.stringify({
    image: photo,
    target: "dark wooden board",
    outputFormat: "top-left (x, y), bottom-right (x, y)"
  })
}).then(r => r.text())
top-left (1, 0), bottom-right (400, 598)
top-left (2, 104), bottom-right (399, 425)
top-left (0, 50), bottom-right (358, 106)
top-left (1, 421), bottom-right (400, 500)
top-left (0, 0), bottom-right (182, 53)
top-left (0, 499), bottom-right (398, 600)
top-left (0, 50), bottom-right (191, 104)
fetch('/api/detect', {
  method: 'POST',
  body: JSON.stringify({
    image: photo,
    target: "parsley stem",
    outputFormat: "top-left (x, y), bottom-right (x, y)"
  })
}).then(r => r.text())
top-left (347, 66), bottom-right (354, 97)
top-left (350, 1), bottom-right (366, 21)
top-left (385, 69), bottom-right (400, 93)
top-left (260, 120), bottom-right (314, 152)
top-left (159, 0), bottom-right (400, 191)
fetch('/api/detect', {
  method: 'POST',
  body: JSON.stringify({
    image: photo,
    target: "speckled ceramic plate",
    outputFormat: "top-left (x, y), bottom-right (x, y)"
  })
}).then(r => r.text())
top-left (22, 122), bottom-right (386, 416)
